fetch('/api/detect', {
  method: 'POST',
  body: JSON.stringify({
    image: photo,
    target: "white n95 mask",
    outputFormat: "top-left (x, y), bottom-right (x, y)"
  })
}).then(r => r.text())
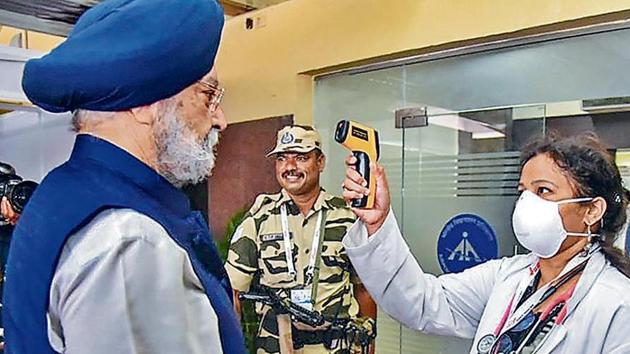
top-left (512, 190), bottom-right (595, 258)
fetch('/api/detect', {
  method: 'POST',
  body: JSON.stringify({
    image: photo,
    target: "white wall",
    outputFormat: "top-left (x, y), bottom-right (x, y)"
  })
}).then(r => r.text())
top-left (0, 45), bottom-right (74, 182)
top-left (0, 110), bottom-right (73, 182)
top-left (0, 45), bottom-right (41, 102)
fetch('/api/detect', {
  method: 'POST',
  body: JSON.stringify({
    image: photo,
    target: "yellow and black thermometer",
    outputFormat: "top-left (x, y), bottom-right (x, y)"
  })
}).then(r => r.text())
top-left (334, 120), bottom-right (380, 208)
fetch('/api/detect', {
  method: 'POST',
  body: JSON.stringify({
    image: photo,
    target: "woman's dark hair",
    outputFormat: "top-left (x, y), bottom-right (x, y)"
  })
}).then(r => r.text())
top-left (520, 131), bottom-right (630, 277)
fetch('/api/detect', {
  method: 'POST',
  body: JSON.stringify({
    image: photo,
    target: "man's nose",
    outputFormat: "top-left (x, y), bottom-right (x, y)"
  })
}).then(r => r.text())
top-left (284, 159), bottom-right (297, 169)
top-left (211, 106), bottom-right (227, 132)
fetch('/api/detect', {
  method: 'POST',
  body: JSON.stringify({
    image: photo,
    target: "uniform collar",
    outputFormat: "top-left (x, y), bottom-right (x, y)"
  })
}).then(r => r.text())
top-left (70, 134), bottom-right (191, 218)
top-left (312, 189), bottom-right (332, 212)
top-left (278, 188), bottom-right (293, 205)
top-left (278, 188), bottom-right (332, 218)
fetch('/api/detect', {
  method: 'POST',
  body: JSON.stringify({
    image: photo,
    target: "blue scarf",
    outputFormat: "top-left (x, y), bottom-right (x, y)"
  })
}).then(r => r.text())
top-left (3, 134), bottom-right (245, 353)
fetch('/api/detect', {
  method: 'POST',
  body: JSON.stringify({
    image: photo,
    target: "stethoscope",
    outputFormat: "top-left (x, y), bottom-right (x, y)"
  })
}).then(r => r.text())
top-left (476, 258), bottom-right (588, 354)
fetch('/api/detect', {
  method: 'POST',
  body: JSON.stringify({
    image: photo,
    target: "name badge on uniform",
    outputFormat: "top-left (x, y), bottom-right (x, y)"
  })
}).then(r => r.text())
top-left (260, 232), bottom-right (287, 242)
top-left (291, 287), bottom-right (313, 311)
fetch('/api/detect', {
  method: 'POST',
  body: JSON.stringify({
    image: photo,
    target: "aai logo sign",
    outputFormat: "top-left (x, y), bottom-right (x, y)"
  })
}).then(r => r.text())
top-left (437, 214), bottom-right (498, 273)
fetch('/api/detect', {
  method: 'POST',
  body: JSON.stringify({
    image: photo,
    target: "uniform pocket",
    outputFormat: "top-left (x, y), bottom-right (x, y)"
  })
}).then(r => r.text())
top-left (319, 228), bottom-right (352, 284)
top-left (259, 232), bottom-right (296, 286)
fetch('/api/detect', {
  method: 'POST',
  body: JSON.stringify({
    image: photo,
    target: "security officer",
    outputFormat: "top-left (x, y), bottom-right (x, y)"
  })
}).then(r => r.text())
top-left (226, 125), bottom-right (376, 354)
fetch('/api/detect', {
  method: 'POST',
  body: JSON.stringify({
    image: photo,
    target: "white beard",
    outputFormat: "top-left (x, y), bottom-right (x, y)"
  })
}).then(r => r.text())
top-left (153, 100), bottom-right (219, 188)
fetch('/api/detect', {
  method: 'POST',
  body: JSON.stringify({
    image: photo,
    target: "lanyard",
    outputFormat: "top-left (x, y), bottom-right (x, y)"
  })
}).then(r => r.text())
top-left (503, 280), bottom-right (578, 354)
top-left (477, 247), bottom-right (598, 354)
top-left (280, 204), bottom-right (296, 276)
top-left (305, 210), bottom-right (324, 285)
top-left (495, 246), bottom-right (597, 337)
top-left (280, 203), bottom-right (325, 283)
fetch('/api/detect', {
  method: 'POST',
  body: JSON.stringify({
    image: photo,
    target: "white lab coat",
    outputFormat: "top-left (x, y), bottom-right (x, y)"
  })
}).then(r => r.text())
top-left (342, 210), bottom-right (630, 354)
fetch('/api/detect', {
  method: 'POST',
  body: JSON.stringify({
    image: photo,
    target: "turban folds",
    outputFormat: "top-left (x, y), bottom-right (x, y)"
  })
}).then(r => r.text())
top-left (22, 0), bottom-right (224, 113)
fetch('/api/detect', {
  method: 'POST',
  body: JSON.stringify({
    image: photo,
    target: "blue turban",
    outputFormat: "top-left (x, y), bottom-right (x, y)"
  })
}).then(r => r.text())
top-left (22, 0), bottom-right (224, 113)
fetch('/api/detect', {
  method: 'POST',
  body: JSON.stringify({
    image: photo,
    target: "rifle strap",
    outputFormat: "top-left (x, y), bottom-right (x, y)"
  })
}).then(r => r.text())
top-left (277, 314), bottom-right (295, 354)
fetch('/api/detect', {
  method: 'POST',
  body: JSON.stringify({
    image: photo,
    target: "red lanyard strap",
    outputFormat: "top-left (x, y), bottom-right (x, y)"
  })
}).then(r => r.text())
top-left (542, 280), bottom-right (577, 325)
top-left (494, 258), bottom-right (587, 337)
top-left (537, 260), bottom-right (586, 307)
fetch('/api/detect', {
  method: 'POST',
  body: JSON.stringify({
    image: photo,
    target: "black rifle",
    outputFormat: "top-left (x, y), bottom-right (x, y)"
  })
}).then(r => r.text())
top-left (239, 286), bottom-right (376, 353)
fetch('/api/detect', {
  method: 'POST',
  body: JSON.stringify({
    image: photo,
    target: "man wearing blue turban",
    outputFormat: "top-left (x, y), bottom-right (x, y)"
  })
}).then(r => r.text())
top-left (3, 0), bottom-right (246, 353)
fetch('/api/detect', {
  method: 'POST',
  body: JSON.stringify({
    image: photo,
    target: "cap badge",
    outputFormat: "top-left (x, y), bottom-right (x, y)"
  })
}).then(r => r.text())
top-left (281, 132), bottom-right (294, 144)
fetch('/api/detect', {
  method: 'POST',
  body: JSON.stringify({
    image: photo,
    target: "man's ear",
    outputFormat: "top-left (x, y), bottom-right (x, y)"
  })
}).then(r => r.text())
top-left (129, 103), bottom-right (159, 127)
top-left (318, 153), bottom-right (326, 172)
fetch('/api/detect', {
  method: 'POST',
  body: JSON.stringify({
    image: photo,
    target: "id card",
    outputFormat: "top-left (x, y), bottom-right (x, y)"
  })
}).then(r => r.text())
top-left (291, 287), bottom-right (313, 311)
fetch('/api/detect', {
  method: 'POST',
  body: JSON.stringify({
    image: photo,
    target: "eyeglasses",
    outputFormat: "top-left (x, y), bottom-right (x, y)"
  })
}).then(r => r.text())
top-left (198, 80), bottom-right (225, 113)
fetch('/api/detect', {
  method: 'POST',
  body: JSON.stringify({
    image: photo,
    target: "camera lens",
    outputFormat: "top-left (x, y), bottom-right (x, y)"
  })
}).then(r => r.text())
top-left (0, 174), bottom-right (20, 199)
top-left (0, 162), bottom-right (15, 176)
top-left (9, 180), bottom-right (38, 213)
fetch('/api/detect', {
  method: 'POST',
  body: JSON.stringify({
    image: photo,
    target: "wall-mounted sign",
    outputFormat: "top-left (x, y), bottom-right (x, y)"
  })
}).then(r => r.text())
top-left (437, 213), bottom-right (499, 273)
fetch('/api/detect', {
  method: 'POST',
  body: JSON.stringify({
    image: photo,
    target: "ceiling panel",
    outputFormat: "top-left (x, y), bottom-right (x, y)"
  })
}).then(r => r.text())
top-left (0, 0), bottom-right (293, 36)
top-left (0, 0), bottom-right (94, 36)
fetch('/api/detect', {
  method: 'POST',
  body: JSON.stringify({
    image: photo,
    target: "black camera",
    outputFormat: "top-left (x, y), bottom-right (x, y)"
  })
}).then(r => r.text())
top-left (0, 163), bottom-right (38, 214)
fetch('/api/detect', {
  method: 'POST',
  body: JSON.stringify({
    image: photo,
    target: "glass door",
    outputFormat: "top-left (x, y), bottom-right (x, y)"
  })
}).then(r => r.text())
top-left (398, 104), bottom-right (546, 353)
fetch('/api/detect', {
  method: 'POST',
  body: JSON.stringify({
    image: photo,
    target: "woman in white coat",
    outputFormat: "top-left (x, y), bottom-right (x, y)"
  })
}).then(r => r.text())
top-left (341, 133), bottom-right (630, 354)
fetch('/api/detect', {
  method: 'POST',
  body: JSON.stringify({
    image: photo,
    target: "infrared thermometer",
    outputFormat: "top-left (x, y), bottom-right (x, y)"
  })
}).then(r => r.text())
top-left (334, 120), bottom-right (380, 208)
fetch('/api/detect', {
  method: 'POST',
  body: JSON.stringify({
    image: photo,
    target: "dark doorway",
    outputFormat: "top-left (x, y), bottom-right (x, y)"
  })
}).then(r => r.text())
top-left (208, 115), bottom-right (294, 240)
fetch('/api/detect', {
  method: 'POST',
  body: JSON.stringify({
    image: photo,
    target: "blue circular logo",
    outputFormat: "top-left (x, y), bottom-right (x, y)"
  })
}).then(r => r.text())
top-left (437, 214), bottom-right (499, 273)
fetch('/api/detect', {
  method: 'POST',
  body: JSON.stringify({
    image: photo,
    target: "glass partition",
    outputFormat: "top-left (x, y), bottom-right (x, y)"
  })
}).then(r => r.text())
top-left (315, 66), bottom-right (406, 353)
top-left (314, 25), bottom-right (630, 354)
top-left (399, 105), bottom-right (545, 353)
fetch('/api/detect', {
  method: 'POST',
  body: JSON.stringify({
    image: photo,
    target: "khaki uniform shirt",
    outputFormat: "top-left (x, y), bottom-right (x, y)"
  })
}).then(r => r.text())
top-left (226, 189), bottom-right (359, 354)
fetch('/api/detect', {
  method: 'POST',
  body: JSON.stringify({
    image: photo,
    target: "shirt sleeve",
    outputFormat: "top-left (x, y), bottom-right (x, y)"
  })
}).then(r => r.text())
top-left (348, 263), bottom-right (363, 285)
top-left (343, 208), bottom-right (500, 338)
top-left (47, 209), bottom-right (223, 354)
top-left (225, 215), bottom-right (259, 292)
